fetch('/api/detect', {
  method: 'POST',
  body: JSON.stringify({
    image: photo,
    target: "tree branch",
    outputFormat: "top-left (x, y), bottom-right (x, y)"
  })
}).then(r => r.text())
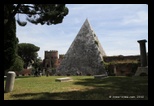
top-left (20, 5), bottom-right (35, 8)
top-left (16, 11), bottom-right (42, 15)
top-left (5, 4), bottom-right (22, 28)
top-left (11, 4), bottom-right (21, 19)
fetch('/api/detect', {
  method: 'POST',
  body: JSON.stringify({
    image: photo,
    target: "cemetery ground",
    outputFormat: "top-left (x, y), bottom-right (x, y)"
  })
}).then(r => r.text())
top-left (4, 76), bottom-right (148, 100)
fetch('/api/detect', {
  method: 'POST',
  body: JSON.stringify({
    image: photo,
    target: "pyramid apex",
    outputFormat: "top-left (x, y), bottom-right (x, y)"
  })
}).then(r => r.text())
top-left (85, 18), bottom-right (89, 22)
top-left (80, 18), bottom-right (92, 31)
top-left (84, 18), bottom-right (90, 24)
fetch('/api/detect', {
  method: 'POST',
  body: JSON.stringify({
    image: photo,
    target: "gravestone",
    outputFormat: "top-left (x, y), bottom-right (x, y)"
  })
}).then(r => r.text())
top-left (55, 77), bottom-right (73, 82)
top-left (56, 19), bottom-right (107, 75)
top-left (5, 71), bottom-right (16, 93)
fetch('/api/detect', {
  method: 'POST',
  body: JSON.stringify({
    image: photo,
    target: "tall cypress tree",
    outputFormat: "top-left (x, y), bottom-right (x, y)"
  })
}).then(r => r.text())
top-left (4, 5), bottom-right (18, 73)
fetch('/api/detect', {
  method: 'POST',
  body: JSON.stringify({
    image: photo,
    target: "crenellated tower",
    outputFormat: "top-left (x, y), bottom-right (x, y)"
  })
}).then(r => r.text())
top-left (43, 50), bottom-right (59, 68)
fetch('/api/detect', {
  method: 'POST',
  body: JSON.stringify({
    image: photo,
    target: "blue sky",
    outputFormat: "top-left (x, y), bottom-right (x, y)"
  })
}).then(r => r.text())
top-left (16, 4), bottom-right (148, 60)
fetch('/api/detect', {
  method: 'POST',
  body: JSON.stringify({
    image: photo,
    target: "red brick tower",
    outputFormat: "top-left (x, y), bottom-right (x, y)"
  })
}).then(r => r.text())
top-left (43, 50), bottom-right (58, 68)
top-left (50, 50), bottom-right (58, 68)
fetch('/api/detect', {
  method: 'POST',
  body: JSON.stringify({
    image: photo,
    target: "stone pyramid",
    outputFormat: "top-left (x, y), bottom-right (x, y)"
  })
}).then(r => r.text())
top-left (56, 19), bottom-right (107, 75)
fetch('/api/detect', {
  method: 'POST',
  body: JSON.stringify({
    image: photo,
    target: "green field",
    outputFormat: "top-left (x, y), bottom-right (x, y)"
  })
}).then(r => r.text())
top-left (4, 76), bottom-right (148, 100)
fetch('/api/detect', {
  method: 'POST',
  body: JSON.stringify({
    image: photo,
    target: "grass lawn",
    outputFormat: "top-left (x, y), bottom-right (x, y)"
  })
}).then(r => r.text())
top-left (4, 76), bottom-right (148, 100)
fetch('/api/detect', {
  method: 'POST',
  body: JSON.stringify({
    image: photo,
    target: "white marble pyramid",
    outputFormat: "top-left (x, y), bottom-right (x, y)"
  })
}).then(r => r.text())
top-left (56, 19), bottom-right (107, 75)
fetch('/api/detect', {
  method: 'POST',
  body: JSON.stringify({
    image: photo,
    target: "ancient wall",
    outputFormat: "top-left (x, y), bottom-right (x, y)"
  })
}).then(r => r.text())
top-left (104, 55), bottom-right (140, 76)
top-left (104, 55), bottom-right (140, 63)
top-left (106, 63), bottom-right (139, 76)
top-left (103, 54), bottom-right (149, 76)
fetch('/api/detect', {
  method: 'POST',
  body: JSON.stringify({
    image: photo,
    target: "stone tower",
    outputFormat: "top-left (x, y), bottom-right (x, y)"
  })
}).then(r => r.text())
top-left (43, 50), bottom-right (58, 68)
top-left (56, 19), bottom-right (107, 75)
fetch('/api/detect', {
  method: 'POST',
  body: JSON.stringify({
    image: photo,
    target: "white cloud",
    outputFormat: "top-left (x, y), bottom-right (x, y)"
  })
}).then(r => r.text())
top-left (122, 11), bottom-right (148, 25)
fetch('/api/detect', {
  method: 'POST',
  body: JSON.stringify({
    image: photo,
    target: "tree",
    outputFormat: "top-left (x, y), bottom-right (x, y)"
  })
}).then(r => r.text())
top-left (4, 5), bottom-right (18, 72)
top-left (4, 4), bottom-right (68, 72)
top-left (4, 4), bottom-right (69, 26)
top-left (9, 55), bottom-right (24, 72)
top-left (18, 43), bottom-right (40, 68)
top-left (32, 57), bottom-right (43, 70)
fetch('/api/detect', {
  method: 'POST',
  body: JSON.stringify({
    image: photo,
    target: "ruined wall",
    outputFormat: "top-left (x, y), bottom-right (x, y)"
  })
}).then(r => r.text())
top-left (104, 55), bottom-right (140, 63)
top-left (103, 55), bottom-right (149, 76)
top-left (104, 55), bottom-right (140, 76)
top-left (106, 63), bottom-right (139, 76)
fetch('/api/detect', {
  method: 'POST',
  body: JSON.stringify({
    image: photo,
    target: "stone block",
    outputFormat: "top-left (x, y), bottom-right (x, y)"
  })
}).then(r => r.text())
top-left (55, 77), bottom-right (73, 82)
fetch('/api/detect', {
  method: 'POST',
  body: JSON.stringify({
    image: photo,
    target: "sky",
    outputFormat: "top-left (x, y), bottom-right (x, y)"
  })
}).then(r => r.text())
top-left (16, 4), bottom-right (148, 60)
